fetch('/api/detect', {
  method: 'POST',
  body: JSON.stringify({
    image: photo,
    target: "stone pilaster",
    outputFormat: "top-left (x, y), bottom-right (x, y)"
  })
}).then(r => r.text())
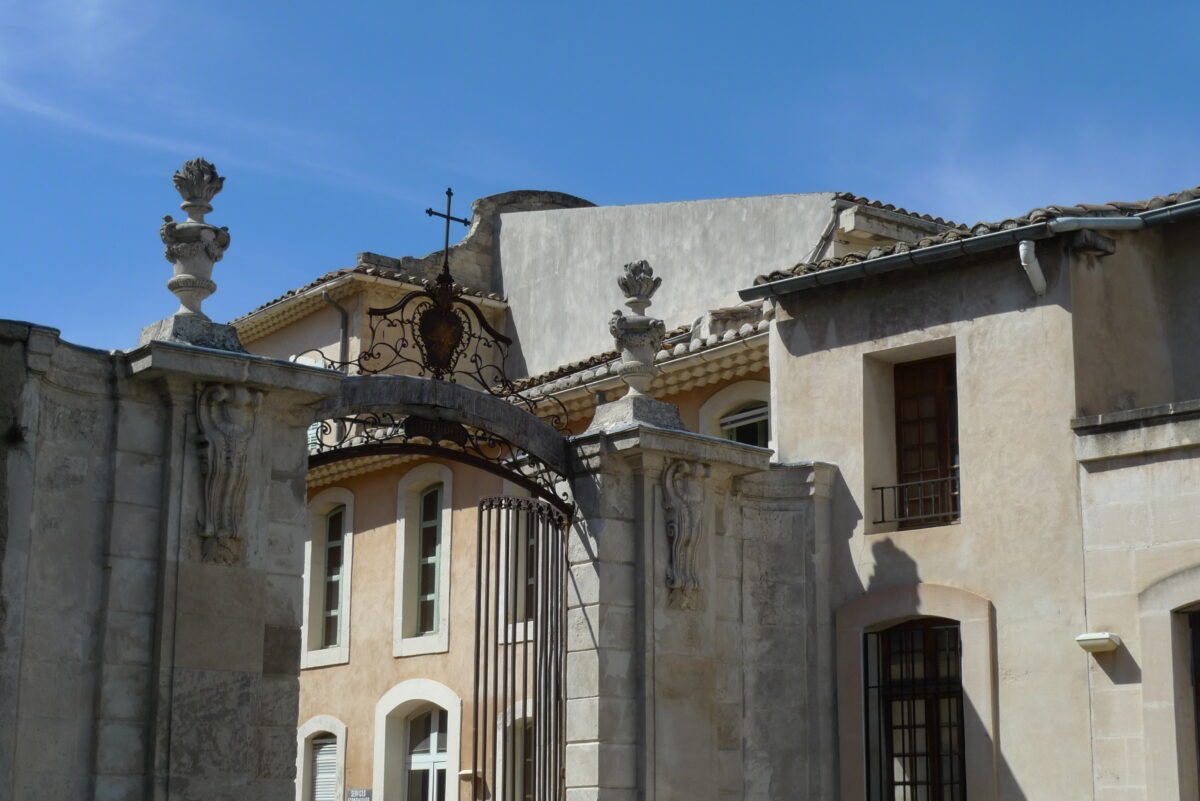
top-left (107, 341), bottom-right (340, 801)
top-left (567, 424), bottom-right (814, 801)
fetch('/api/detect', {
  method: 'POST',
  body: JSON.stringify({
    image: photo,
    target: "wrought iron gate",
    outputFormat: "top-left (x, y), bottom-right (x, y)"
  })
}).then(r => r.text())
top-left (472, 496), bottom-right (567, 801)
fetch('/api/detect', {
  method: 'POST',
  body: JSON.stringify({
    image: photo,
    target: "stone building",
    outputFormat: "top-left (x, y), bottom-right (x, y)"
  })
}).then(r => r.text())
top-left (3, 160), bottom-right (1200, 801)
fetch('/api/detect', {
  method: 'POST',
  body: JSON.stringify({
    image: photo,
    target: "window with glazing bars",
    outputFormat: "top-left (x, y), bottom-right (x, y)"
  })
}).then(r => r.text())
top-left (719, 401), bottom-right (769, 448)
top-left (416, 485), bottom-right (442, 635)
top-left (864, 618), bottom-right (966, 801)
top-left (407, 707), bottom-right (448, 801)
top-left (894, 355), bottom-right (959, 527)
top-left (321, 506), bottom-right (345, 648)
top-left (1190, 611), bottom-right (1200, 790)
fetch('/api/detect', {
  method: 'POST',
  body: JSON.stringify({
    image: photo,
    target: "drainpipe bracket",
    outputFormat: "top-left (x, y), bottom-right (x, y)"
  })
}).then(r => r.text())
top-left (1069, 229), bottom-right (1116, 257)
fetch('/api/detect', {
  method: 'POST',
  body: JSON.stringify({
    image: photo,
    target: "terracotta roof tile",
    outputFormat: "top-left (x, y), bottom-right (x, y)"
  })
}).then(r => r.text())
top-left (233, 265), bottom-right (503, 322)
top-left (833, 192), bottom-right (965, 229)
top-left (756, 184), bottom-right (1200, 285)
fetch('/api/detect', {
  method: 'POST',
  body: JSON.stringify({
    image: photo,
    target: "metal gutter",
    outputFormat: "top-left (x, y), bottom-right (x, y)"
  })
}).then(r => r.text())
top-left (738, 222), bottom-right (1051, 300)
top-left (739, 196), bottom-right (1200, 302)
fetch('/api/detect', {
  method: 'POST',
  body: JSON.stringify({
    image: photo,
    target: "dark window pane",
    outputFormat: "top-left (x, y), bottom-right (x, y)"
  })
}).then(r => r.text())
top-left (326, 545), bottom-right (342, 572)
top-left (408, 768), bottom-right (429, 801)
top-left (435, 768), bottom-right (445, 801)
top-left (421, 527), bottom-right (439, 560)
top-left (409, 712), bottom-right (431, 754)
top-left (418, 599), bottom-right (435, 634)
top-left (326, 508), bottom-right (343, 542)
top-left (322, 615), bottom-right (338, 648)
top-left (437, 710), bottom-right (447, 750)
top-left (422, 486), bottom-right (440, 523)
top-left (323, 580), bottom-right (340, 613)
top-left (419, 563), bottom-right (437, 595)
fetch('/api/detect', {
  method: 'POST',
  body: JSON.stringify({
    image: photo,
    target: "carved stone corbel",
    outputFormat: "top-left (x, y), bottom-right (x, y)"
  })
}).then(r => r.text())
top-left (662, 459), bottom-right (710, 609)
top-left (196, 383), bottom-right (262, 564)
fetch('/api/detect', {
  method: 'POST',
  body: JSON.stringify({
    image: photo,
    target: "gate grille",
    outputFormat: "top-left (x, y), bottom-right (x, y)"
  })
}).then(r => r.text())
top-left (472, 496), bottom-right (567, 801)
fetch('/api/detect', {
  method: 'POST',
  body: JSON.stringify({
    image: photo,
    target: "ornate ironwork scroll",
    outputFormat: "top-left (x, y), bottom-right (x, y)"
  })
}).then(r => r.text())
top-left (309, 412), bottom-right (572, 516)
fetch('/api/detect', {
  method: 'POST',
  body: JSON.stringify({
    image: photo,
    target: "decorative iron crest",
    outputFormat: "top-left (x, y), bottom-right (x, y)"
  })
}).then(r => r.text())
top-left (309, 411), bottom-right (572, 516)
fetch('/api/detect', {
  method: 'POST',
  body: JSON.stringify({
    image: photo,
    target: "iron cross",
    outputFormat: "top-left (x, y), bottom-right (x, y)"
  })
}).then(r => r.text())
top-left (426, 187), bottom-right (470, 280)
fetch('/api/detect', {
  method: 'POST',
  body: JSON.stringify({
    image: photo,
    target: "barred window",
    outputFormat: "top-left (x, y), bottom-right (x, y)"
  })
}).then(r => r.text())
top-left (865, 618), bottom-right (966, 801)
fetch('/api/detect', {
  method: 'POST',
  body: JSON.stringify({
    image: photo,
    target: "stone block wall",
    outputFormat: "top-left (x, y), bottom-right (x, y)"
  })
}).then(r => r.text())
top-left (0, 322), bottom-right (339, 801)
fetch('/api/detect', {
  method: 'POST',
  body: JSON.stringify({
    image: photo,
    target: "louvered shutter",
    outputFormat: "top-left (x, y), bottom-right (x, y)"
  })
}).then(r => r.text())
top-left (311, 737), bottom-right (338, 801)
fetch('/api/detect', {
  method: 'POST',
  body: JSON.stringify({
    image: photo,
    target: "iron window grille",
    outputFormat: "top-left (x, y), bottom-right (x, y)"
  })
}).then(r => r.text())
top-left (865, 618), bottom-right (966, 801)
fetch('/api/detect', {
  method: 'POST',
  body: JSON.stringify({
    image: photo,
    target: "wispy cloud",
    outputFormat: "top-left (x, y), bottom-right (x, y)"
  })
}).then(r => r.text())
top-left (0, 2), bottom-right (429, 205)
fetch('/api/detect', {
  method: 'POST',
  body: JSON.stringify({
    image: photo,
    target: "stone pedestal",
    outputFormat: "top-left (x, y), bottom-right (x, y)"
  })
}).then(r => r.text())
top-left (136, 314), bottom-right (245, 352)
top-left (565, 419), bottom-right (836, 801)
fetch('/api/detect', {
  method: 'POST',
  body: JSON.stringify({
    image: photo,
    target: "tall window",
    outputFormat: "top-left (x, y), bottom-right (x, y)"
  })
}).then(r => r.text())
top-left (1191, 611), bottom-right (1200, 786)
top-left (893, 355), bottom-right (959, 527)
top-left (322, 506), bottom-right (346, 648)
top-left (407, 707), bottom-right (449, 801)
top-left (416, 485), bottom-right (442, 636)
top-left (719, 401), bottom-right (769, 448)
top-left (864, 618), bottom-right (966, 801)
top-left (310, 735), bottom-right (338, 801)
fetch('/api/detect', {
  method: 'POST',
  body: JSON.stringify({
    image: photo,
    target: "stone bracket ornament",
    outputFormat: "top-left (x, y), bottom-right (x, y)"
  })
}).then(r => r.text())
top-left (610, 260), bottom-right (666, 395)
top-left (662, 459), bottom-right (710, 609)
top-left (196, 383), bottom-right (262, 565)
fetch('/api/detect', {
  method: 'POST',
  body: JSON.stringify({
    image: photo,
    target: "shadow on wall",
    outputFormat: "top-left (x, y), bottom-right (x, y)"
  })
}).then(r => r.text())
top-left (844, 537), bottom-right (1030, 801)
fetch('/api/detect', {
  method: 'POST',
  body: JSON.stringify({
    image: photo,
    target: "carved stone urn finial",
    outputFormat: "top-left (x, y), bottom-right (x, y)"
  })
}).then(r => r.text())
top-left (610, 260), bottom-right (667, 396)
top-left (584, 259), bottom-right (683, 432)
top-left (159, 157), bottom-right (231, 320)
top-left (138, 158), bottom-right (243, 351)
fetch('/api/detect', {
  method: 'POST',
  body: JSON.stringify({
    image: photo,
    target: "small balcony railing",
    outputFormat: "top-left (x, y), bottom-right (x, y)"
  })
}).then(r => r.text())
top-left (873, 471), bottom-right (960, 527)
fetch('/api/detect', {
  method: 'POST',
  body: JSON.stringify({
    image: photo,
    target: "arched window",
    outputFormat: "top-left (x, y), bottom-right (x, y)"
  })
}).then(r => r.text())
top-left (864, 618), bottom-right (965, 801)
top-left (836, 583), bottom-right (996, 801)
top-left (373, 679), bottom-right (462, 801)
top-left (296, 715), bottom-right (346, 801)
top-left (719, 401), bottom-right (769, 447)
top-left (304, 488), bottom-right (355, 668)
top-left (698, 380), bottom-right (771, 451)
top-left (405, 707), bottom-right (449, 801)
top-left (395, 464), bottom-right (454, 657)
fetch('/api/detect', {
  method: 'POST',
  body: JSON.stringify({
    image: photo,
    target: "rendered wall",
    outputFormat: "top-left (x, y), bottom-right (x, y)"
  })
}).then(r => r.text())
top-left (771, 245), bottom-right (1093, 800)
top-left (496, 193), bottom-right (836, 376)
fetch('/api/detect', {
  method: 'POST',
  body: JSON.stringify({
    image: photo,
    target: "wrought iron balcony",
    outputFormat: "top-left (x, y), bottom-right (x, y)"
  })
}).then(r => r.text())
top-left (873, 471), bottom-right (960, 527)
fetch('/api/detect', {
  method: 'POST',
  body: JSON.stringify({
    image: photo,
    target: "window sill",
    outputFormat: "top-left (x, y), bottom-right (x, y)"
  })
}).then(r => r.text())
top-left (394, 631), bottom-right (449, 658)
top-left (301, 644), bottom-right (349, 669)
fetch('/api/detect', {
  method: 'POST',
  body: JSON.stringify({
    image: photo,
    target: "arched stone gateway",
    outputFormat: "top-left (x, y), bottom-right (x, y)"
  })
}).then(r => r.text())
top-left (1, 162), bottom-right (836, 801)
top-left (311, 374), bottom-right (572, 514)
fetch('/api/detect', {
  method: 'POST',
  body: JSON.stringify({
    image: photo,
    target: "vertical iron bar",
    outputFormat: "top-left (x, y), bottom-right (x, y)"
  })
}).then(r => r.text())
top-left (508, 500), bottom-right (518, 801)
top-left (473, 503), bottom-right (485, 801)
top-left (491, 502), bottom-right (502, 801)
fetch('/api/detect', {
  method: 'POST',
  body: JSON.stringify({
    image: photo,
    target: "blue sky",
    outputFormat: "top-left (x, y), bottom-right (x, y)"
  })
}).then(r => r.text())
top-left (1, 1), bottom-right (1198, 350)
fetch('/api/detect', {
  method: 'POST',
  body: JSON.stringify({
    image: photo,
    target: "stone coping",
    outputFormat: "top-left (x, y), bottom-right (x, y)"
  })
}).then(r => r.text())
top-left (123, 339), bottom-right (343, 398)
top-left (1071, 398), bottom-right (1200, 434)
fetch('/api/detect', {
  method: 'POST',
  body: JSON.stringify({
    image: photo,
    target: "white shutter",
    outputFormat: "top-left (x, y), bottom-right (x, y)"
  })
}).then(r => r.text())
top-left (311, 737), bottom-right (338, 801)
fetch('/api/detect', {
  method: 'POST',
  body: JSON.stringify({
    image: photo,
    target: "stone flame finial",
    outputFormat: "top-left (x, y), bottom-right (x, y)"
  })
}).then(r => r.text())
top-left (137, 158), bottom-right (243, 351)
top-left (172, 158), bottom-right (225, 223)
top-left (617, 259), bottom-right (661, 316)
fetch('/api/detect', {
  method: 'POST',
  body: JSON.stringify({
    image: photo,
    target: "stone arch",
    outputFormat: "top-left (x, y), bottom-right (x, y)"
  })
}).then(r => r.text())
top-left (1139, 562), bottom-right (1200, 801)
top-left (836, 582), bottom-right (999, 801)
top-left (296, 714), bottom-right (347, 801)
top-left (313, 375), bottom-right (571, 511)
top-left (372, 678), bottom-right (463, 800)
